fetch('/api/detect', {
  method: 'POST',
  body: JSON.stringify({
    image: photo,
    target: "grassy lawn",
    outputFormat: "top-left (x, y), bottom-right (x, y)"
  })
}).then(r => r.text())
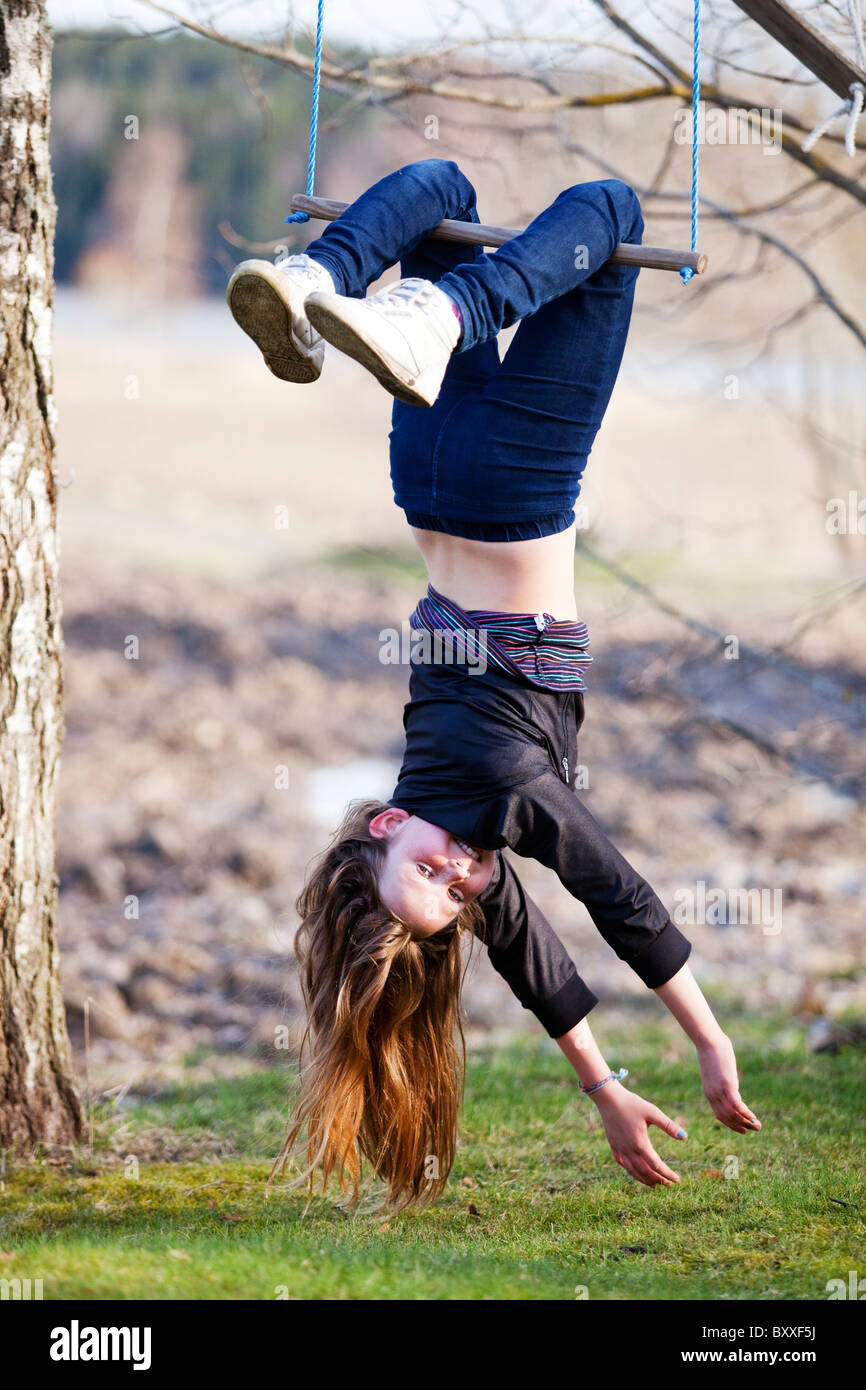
top-left (1, 1013), bottom-right (862, 1300)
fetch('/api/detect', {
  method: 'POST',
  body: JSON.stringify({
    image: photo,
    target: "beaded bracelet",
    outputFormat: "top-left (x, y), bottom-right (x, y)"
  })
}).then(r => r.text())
top-left (580, 1067), bottom-right (628, 1096)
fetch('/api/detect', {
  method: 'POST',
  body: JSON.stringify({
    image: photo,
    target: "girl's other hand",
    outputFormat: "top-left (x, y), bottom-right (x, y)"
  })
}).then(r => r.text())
top-left (697, 1032), bottom-right (761, 1133)
top-left (593, 1083), bottom-right (687, 1188)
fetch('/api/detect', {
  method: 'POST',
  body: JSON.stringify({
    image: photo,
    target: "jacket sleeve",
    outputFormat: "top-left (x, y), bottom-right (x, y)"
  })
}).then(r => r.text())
top-left (474, 853), bottom-right (598, 1038)
top-left (484, 772), bottom-right (692, 989)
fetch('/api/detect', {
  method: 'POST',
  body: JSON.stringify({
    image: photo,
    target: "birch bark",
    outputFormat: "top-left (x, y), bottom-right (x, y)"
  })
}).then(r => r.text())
top-left (0, 0), bottom-right (81, 1147)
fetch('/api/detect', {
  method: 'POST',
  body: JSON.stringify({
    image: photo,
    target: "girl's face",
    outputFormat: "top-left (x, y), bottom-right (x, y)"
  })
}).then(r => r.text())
top-left (369, 808), bottom-right (495, 935)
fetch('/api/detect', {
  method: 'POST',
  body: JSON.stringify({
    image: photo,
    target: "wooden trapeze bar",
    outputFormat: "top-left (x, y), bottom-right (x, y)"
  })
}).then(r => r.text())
top-left (289, 194), bottom-right (708, 276)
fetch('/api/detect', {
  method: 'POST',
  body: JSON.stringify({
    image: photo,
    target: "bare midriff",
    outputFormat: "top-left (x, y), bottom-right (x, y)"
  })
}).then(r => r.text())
top-left (409, 523), bottom-right (579, 619)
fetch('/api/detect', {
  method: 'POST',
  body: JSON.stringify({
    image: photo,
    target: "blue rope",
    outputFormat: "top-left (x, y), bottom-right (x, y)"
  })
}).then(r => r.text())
top-left (285, 0), bottom-right (326, 224)
top-left (680, 0), bottom-right (701, 284)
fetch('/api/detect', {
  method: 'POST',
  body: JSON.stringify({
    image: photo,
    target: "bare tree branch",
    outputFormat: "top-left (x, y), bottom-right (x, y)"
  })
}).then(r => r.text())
top-left (554, 127), bottom-right (866, 351)
top-left (136, 1), bottom-right (676, 111)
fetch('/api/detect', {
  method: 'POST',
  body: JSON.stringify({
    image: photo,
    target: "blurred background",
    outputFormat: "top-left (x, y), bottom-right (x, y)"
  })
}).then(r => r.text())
top-left (49, 1), bottom-right (865, 1091)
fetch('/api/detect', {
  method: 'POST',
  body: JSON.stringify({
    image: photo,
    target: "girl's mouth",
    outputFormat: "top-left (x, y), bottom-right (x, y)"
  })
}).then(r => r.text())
top-left (454, 836), bottom-right (480, 862)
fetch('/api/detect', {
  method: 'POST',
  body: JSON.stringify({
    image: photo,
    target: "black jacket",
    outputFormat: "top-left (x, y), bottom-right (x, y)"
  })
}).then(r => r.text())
top-left (391, 655), bottom-right (691, 1037)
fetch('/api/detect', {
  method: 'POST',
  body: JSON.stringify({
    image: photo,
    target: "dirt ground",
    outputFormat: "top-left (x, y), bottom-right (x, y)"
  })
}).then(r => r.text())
top-left (52, 286), bottom-right (866, 1090)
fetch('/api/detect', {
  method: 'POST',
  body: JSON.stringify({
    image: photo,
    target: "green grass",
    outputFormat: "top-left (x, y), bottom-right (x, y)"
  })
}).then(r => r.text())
top-left (322, 543), bottom-right (427, 584)
top-left (1, 1014), bottom-right (863, 1300)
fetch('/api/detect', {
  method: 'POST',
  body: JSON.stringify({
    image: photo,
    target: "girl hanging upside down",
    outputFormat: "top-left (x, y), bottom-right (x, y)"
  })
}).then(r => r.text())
top-left (226, 158), bottom-right (761, 1212)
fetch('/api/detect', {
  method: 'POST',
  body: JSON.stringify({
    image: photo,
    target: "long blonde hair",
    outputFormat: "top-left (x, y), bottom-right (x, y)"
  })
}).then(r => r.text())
top-left (270, 800), bottom-right (483, 1212)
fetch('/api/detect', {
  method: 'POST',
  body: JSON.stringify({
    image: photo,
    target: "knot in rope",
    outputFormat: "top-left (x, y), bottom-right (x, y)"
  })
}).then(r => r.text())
top-left (801, 0), bottom-right (866, 157)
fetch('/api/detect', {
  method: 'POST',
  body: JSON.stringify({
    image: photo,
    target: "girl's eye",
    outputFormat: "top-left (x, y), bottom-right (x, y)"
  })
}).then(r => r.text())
top-left (416, 864), bottom-right (462, 903)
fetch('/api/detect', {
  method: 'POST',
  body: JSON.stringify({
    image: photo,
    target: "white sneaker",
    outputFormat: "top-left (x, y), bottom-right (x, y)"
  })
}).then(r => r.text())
top-left (225, 253), bottom-right (335, 383)
top-left (304, 277), bottom-right (462, 407)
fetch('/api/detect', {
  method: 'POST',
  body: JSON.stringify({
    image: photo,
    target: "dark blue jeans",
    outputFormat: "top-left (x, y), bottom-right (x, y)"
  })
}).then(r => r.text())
top-left (304, 159), bottom-right (644, 540)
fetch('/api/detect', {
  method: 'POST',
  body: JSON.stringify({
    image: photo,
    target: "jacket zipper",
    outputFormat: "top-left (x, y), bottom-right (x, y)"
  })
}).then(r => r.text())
top-left (561, 695), bottom-right (570, 783)
top-left (537, 613), bottom-right (571, 784)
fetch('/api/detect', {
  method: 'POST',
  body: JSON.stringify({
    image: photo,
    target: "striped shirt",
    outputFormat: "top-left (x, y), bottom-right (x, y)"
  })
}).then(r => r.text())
top-left (410, 584), bottom-right (592, 692)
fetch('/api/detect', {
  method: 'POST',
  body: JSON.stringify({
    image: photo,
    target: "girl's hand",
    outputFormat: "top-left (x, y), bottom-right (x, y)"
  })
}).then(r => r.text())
top-left (593, 1082), bottom-right (687, 1188)
top-left (697, 1033), bottom-right (761, 1134)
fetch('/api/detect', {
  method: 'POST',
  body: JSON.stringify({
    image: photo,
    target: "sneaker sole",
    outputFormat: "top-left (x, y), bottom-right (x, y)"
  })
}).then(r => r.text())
top-left (226, 266), bottom-right (322, 384)
top-left (304, 297), bottom-right (436, 407)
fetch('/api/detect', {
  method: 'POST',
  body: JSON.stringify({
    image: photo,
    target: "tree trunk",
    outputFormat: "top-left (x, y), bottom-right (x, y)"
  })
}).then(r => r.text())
top-left (0, 0), bottom-right (81, 1148)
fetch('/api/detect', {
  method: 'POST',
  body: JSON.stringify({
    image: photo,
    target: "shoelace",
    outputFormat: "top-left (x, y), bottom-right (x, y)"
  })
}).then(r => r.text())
top-left (276, 255), bottom-right (327, 289)
top-left (374, 278), bottom-right (440, 314)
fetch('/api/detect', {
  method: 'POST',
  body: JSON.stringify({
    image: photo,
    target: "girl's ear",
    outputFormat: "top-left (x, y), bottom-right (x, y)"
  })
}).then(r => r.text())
top-left (368, 807), bottom-right (409, 840)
